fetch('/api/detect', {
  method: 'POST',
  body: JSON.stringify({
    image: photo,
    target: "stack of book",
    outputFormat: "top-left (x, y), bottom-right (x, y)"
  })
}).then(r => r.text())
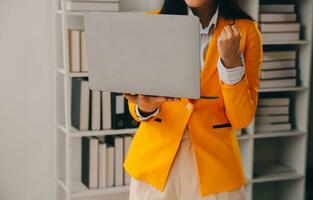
top-left (65, 0), bottom-right (119, 12)
top-left (71, 78), bottom-right (139, 131)
top-left (259, 4), bottom-right (300, 42)
top-left (81, 134), bottom-right (133, 189)
top-left (255, 97), bottom-right (291, 133)
top-left (68, 29), bottom-right (88, 73)
top-left (260, 50), bottom-right (297, 89)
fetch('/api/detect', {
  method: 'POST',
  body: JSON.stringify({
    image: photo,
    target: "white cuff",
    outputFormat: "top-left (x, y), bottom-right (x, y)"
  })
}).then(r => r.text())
top-left (135, 104), bottom-right (160, 121)
top-left (217, 56), bottom-right (245, 85)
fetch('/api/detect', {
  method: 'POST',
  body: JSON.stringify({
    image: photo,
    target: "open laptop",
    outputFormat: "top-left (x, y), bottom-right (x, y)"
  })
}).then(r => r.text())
top-left (84, 12), bottom-right (201, 99)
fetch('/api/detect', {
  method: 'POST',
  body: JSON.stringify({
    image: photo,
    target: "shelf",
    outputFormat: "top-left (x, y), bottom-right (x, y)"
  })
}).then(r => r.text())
top-left (253, 162), bottom-right (303, 183)
top-left (56, 68), bottom-right (88, 77)
top-left (252, 172), bottom-right (303, 183)
top-left (253, 137), bottom-right (306, 184)
top-left (58, 124), bottom-right (137, 137)
top-left (54, 0), bottom-right (313, 199)
top-left (56, 9), bottom-right (118, 16)
top-left (263, 40), bottom-right (310, 45)
top-left (71, 179), bottom-right (129, 198)
top-left (259, 87), bottom-right (308, 93)
top-left (237, 134), bottom-right (252, 140)
top-left (253, 179), bottom-right (305, 200)
top-left (69, 72), bottom-right (88, 77)
top-left (58, 124), bottom-right (254, 139)
top-left (254, 130), bottom-right (306, 139)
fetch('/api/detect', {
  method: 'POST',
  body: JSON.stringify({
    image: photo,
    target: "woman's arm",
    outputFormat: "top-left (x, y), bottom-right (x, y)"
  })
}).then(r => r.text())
top-left (219, 22), bottom-right (263, 129)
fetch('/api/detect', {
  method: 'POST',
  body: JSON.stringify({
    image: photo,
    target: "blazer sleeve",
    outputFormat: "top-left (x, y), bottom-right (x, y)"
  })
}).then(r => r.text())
top-left (219, 21), bottom-right (263, 129)
top-left (128, 101), bottom-right (141, 122)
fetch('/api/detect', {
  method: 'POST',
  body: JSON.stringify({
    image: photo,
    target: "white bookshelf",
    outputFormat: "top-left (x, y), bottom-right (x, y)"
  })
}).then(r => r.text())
top-left (53, 0), bottom-right (313, 199)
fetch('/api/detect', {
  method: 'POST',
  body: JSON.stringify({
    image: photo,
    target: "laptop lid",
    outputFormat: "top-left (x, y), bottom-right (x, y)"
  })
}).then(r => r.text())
top-left (84, 12), bottom-right (200, 99)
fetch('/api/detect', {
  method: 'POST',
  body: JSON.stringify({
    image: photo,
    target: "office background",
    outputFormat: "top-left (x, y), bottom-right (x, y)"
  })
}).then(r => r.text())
top-left (1, 0), bottom-right (313, 200)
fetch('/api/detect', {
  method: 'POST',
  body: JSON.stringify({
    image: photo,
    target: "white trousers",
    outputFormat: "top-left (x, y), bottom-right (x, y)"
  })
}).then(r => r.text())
top-left (129, 127), bottom-right (246, 200)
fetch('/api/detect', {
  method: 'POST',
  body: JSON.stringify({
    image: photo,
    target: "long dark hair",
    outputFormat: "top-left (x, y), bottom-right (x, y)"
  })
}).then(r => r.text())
top-left (160, 0), bottom-right (253, 20)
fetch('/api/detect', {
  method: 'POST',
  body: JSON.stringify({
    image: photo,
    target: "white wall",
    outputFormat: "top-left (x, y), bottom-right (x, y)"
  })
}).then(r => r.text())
top-left (0, 0), bottom-right (164, 200)
top-left (0, 0), bottom-right (55, 200)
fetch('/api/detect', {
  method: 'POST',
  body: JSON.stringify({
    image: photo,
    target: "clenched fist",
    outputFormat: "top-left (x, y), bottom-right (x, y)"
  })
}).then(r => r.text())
top-left (217, 25), bottom-right (242, 68)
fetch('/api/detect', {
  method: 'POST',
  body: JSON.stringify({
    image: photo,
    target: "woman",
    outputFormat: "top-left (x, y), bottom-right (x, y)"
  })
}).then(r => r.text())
top-left (123, 0), bottom-right (262, 199)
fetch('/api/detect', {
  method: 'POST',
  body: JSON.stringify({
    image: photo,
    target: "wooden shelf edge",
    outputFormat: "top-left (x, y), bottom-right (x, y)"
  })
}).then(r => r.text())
top-left (252, 173), bottom-right (304, 184)
top-left (237, 134), bottom-right (252, 140)
top-left (263, 40), bottom-right (310, 45)
top-left (70, 72), bottom-right (88, 77)
top-left (259, 87), bottom-right (308, 93)
top-left (254, 130), bottom-right (306, 139)
top-left (71, 180), bottom-right (129, 198)
top-left (56, 9), bottom-right (119, 16)
top-left (70, 126), bottom-right (137, 137)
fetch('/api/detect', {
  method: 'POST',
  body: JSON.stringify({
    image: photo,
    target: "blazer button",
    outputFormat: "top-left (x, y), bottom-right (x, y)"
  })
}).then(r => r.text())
top-left (186, 103), bottom-right (193, 110)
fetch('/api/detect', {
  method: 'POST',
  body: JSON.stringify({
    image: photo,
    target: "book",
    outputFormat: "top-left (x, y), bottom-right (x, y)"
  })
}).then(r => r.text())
top-left (114, 136), bottom-right (124, 186)
top-left (259, 4), bottom-right (295, 13)
top-left (106, 144), bottom-right (114, 187)
top-left (257, 106), bottom-right (289, 115)
top-left (125, 99), bottom-right (140, 129)
top-left (98, 137), bottom-right (107, 188)
top-left (255, 123), bottom-right (291, 132)
top-left (72, 78), bottom-right (90, 130)
top-left (66, 2), bottom-right (119, 12)
top-left (262, 60), bottom-right (296, 70)
top-left (68, 30), bottom-right (80, 72)
top-left (102, 92), bottom-right (112, 129)
top-left (111, 93), bottom-right (125, 129)
top-left (259, 13), bottom-right (297, 23)
top-left (111, 93), bottom-right (129, 129)
top-left (258, 98), bottom-right (290, 106)
top-left (255, 115), bottom-right (289, 124)
top-left (123, 135), bottom-right (133, 185)
top-left (80, 30), bottom-right (88, 72)
top-left (260, 79), bottom-right (296, 89)
top-left (91, 90), bottom-right (101, 130)
top-left (260, 23), bottom-right (300, 33)
top-left (262, 32), bottom-right (300, 42)
top-left (261, 69), bottom-right (296, 80)
top-left (81, 137), bottom-right (99, 189)
top-left (263, 51), bottom-right (296, 62)
top-left (106, 135), bottom-right (124, 186)
top-left (102, 92), bottom-right (139, 130)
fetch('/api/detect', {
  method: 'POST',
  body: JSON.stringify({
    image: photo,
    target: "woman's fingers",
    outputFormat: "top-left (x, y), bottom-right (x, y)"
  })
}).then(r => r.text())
top-left (123, 93), bottom-right (180, 104)
top-left (122, 93), bottom-right (138, 104)
top-left (231, 25), bottom-right (241, 38)
top-left (148, 96), bottom-right (180, 102)
top-left (223, 25), bottom-right (234, 38)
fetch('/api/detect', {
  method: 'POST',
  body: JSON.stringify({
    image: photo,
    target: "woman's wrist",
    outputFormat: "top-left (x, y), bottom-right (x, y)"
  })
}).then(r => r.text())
top-left (138, 105), bottom-right (159, 117)
top-left (221, 54), bottom-right (242, 68)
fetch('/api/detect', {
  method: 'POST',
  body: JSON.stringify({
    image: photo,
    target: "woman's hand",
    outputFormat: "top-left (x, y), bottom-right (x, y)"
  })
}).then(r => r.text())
top-left (123, 94), bottom-right (180, 113)
top-left (217, 25), bottom-right (242, 68)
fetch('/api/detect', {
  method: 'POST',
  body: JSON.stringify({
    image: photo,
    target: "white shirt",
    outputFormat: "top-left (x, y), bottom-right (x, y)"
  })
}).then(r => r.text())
top-left (135, 6), bottom-right (245, 121)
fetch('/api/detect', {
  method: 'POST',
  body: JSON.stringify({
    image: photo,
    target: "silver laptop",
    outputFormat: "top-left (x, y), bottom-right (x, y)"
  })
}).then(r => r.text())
top-left (84, 12), bottom-right (200, 99)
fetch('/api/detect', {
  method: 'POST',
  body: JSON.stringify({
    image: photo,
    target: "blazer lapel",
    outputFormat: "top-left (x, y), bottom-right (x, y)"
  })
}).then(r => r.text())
top-left (200, 17), bottom-right (231, 89)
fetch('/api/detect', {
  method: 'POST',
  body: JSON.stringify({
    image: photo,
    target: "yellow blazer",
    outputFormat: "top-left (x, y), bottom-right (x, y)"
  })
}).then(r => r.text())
top-left (123, 10), bottom-right (263, 197)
